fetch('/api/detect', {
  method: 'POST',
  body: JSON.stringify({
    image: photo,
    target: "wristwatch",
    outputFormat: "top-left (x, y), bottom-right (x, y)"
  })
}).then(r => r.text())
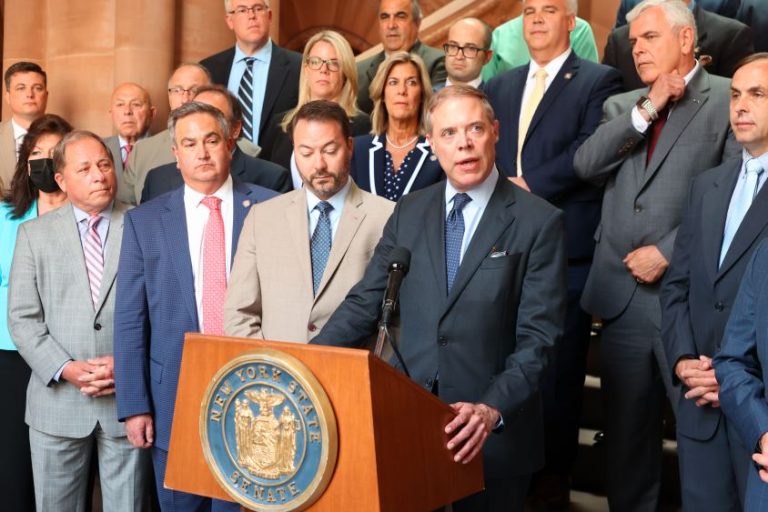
top-left (636, 95), bottom-right (660, 122)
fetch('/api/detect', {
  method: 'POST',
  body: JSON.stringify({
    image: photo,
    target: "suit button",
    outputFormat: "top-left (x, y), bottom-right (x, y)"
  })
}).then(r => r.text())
top-left (308, 323), bottom-right (317, 332)
top-left (634, 204), bottom-right (643, 213)
top-left (438, 336), bottom-right (448, 346)
top-left (715, 302), bottom-right (724, 312)
top-left (94, 323), bottom-right (102, 331)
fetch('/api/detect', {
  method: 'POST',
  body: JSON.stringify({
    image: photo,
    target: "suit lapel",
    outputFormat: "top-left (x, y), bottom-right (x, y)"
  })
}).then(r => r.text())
top-left (54, 204), bottom-right (94, 309)
top-left (527, 53), bottom-right (579, 139)
top-left (641, 69), bottom-right (709, 191)
top-left (425, 185), bottom-right (449, 299)
top-left (230, 147), bottom-right (247, 182)
top-left (366, 53), bottom-right (386, 83)
top-left (368, 135), bottom-right (385, 196)
top-left (94, 203), bottom-right (126, 315)
top-left (718, 167), bottom-right (768, 279)
top-left (286, 191), bottom-right (314, 297)
top-left (402, 139), bottom-right (431, 195)
top-left (505, 67), bottom-right (528, 173)
top-left (443, 179), bottom-right (516, 315)
top-left (701, 164), bottom-right (738, 284)
top-left (261, 46), bottom-right (289, 134)
top-left (232, 180), bottom-right (256, 260)
top-left (160, 188), bottom-right (199, 327)
top-left (315, 183), bottom-right (367, 299)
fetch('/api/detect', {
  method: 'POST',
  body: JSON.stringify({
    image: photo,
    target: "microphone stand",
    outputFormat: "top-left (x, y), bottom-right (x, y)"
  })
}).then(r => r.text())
top-left (374, 308), bottom-right (410, 378)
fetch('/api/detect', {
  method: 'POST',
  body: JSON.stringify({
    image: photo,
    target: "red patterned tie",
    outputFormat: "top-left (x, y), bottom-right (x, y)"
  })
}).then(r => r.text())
top-left (201, 196), bottom-right (226, 335)
top-left (84, 215), bottom-right (104, 308)
top-left (123, 143), bottom-right (133, 166)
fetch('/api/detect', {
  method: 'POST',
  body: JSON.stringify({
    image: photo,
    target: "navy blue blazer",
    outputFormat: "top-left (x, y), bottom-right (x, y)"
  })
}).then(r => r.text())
top-left (662, 160), bottom-right (768, 441)
top-left (113, 180), bottom-right (277, 451)
top-left (715, 238), bottom-right (768, 511)
top-left (483, 52), bottom-right (622, 261)
top-left (312, 177), bottom-right (567, 479)
top-left (350, 134), bottom-right (444, 201)
top-left (140, 146), bottom-right (292, 203)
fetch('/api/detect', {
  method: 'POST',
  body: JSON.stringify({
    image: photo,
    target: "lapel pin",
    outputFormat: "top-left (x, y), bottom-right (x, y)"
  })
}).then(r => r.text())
top-left (242, 199), bottom-right (251, 208)
top-left (564, 72), bottom-right (573, 80)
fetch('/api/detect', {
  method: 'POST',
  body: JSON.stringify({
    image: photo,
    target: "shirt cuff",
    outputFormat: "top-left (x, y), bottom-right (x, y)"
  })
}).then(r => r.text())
top-left (54, 360), bottom-right (72, 383)
top-left (631, 106), bottom-right (650, 133)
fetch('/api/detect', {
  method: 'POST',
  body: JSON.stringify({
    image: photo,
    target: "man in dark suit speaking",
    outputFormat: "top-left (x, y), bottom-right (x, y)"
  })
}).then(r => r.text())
top-left (311, 85), bottom-right (566, 512)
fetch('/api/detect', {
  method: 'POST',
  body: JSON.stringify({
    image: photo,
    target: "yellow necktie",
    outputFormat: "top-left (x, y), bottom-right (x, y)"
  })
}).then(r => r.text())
top-left (517, 68), bottom-right (548, 177)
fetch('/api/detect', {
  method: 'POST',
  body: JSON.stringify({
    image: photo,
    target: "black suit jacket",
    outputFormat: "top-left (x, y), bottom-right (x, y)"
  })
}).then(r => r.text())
top-left (661, 159), bottom-right (768, 440)
top-left (140, 146), bottom-right (291, 203)
top-left (311, 176), bottom-right (567, 479)
top-left (483, 53), bottom-right (622, 261)
top-left (200, 43), bottom-right (302, 158)
top-left (604, 5), bottom-right (754, 91)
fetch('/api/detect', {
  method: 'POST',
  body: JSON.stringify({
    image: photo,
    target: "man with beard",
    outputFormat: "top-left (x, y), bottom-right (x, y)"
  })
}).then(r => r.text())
top-left (224, 100), bottom-right (393, 343)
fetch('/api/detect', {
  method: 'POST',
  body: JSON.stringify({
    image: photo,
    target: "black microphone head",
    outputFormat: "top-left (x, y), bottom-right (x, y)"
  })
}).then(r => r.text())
top-left (388, 246), bottom-right (411, 274)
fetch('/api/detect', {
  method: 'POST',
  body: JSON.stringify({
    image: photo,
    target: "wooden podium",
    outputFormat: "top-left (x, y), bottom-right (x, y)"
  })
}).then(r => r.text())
top-left (165, 334), bottom-right (484, 511)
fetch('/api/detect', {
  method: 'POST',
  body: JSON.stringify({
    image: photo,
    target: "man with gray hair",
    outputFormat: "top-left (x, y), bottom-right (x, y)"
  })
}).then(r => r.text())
top-left (200, 0), bottom-right (301, 162)
top-left (114, 101), bottom-right (276, 511)
top-left (357, 0), bottom-right (447, 113)
top-left (574, 0), bottom-right (740, 509)
top-left (8, 130), bottom-right (150, 511)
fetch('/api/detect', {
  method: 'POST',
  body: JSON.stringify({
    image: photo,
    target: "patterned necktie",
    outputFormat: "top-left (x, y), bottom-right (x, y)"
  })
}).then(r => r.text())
top-left (123, 143), bottom-right (133, 166)
top-left (720, 158), bottom-right (765, 266)
top-left (646, 106), bottom-right (669, 166)
top-left (311, 201), bottom-right (333, 296)
top-left (445, 193), bottom-right (472, 292)
top-left (84, 215), bottom-right (104, 308)
top-left (517, 68), bottom-right (548, 176)
top-left (201, 196), bottom-right (226, 335)
top-left (238, 57), bottom-right (256, 142)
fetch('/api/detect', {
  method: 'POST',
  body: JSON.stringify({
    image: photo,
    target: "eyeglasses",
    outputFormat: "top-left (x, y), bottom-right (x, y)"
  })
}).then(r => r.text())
top-left (227, 3), bottom-right (269, 16)
top-left (443, 43), bottom-right (487, 59)
top-left (305, 57), bottom-right (341, 72)
top-left (168, 86), bottom-right (199, 96)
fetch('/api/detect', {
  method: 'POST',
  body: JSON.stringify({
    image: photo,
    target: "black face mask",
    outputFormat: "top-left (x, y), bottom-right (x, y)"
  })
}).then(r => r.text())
top-left (28, 158), bottom-right (60, 193)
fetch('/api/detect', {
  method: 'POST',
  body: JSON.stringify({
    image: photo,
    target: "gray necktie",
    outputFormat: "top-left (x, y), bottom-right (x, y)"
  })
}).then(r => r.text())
top-left (311, 201), bottom-right (333, 295)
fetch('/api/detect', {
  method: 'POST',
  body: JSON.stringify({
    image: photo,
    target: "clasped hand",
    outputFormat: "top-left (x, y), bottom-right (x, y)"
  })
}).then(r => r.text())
top-left (62, 355), bottom-right (115, 397)
top-left (445, 402), bottom-right (500, 464)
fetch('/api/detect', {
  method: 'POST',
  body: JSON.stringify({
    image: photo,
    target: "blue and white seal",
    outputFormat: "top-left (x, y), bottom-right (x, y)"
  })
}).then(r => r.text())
top-left (200, 349), bottom-right (338, 511)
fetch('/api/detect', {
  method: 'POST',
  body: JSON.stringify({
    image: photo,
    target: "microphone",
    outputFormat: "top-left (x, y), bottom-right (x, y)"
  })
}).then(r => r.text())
top-left (379, 247), bottom-right (411, 328)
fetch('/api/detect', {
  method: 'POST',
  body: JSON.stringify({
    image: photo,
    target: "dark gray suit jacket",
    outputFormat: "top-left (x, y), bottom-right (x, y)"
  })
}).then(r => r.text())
top-left (574, 67), bottom-right (740, 322)
top-left (356, 40), bottom-right (446, 114)
top-left (311, 175), bottom-right (566, 479)
top-left (661, 159), bottom-right (768, 440)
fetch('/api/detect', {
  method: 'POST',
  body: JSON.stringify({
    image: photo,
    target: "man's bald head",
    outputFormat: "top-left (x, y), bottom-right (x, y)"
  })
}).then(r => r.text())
top-left (109, 82), bottom-right (156, 143)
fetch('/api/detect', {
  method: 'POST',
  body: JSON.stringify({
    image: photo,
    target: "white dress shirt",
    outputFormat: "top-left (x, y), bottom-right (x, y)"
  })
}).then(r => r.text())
top-left (306, 179), bottom-right (351, 241)
top-left (184, 175), bottom-right (234, 328)
top-left (11, 118), bottom-right (27, 157)
top-left (518, 48), bottom-right (572, 128)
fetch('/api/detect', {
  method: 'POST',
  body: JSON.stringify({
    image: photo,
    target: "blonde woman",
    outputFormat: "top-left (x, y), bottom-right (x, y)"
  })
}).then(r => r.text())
top-left (350, 51), bottom-right (443, 201)
top-left (270, 30), bottom-right (371, 188)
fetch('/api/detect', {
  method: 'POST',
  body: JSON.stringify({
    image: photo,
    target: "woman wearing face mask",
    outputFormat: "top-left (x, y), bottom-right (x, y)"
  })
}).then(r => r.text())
top-left (0, 113), bottom-right (72, 511)
top-left (267, 30), bottom-right (371, 189)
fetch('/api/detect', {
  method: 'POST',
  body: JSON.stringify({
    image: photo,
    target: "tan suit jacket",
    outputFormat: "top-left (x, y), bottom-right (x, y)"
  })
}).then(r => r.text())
top-left (224, 181), bottom-right (394, 343)
top-left (0, 120), bottom-right (18, 192)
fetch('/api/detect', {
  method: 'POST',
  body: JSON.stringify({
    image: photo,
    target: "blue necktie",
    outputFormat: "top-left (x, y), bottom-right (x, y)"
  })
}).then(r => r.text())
top-left (238, 57), bottom-right (255, 142)
top-left (311, 201), bottom-right (333, 295)
top-left (720, 158), bottom-right (764, 267)
top-left (445, 193), bottom-right (472, 292)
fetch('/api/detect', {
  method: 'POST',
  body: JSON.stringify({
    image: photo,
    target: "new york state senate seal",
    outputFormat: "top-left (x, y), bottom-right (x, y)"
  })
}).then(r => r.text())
top-left (200, 349), bottom-right (338, 511)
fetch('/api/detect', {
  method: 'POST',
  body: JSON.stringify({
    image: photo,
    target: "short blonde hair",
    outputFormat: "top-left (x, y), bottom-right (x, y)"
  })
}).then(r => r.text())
top-left (281, 30), bottom-right (360, 132)
top-left (369, 51), bottom-right (432, 136)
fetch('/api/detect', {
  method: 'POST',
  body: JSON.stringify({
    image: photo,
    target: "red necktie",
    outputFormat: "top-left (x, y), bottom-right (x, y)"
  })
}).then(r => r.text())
top-left (646, 107), bottom-right (669, 166)
top-left (201, 196), bottom-right (226, 335)
top-left (123, 143), bottom-right (133, 166)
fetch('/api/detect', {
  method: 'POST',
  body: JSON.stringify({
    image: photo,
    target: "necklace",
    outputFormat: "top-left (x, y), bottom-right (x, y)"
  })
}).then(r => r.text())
top-left (386, 134), bottom-right (418, 150)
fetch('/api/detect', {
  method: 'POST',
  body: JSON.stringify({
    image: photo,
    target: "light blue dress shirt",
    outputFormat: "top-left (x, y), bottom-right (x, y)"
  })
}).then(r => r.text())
top-left (0, 201), bottom-right (37, 351)
top-left (444, 167), bottom-right (499, 263)
top-left (306, 180), bottom-right (350, 242)
top-left (227, 40), bottom-right (273, 143)
top-left (72, 203), bottom-right (112, 256)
